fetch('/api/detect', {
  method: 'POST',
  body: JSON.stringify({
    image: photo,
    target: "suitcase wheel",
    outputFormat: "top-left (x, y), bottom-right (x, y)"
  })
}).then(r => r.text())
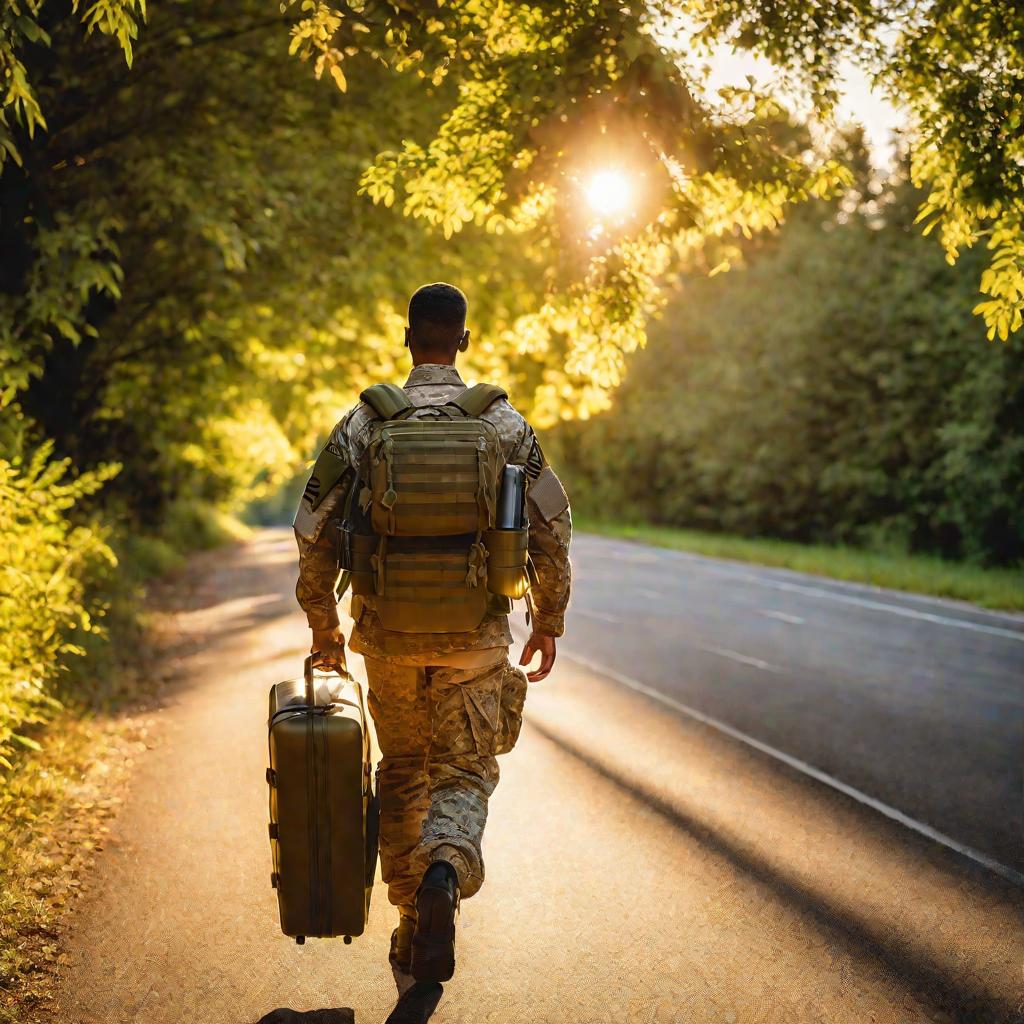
top-left (344, 935), bottom-right (352, 945)
top-left (266, 767), bottom-right (276, 786)
top-left (270, 872), bottom-right (279, 889)
top-left (296, 936), bottom-right (305, 945)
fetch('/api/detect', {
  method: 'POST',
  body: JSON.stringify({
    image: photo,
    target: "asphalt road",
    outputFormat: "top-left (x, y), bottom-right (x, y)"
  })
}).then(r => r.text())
top-left (52, 529), bottom-right (1024, 1024)
top-left (559, 534), bottom-right (1024, 878)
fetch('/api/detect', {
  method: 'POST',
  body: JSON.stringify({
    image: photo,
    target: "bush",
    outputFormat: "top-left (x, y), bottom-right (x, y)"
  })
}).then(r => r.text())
top-left (0, 446), bottom-right (118, 767)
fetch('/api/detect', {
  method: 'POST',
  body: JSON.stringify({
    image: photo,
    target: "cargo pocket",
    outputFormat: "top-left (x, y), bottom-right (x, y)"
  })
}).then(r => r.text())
top-left (495, 663), bottom-right (528, 755)
top-left (453, 664), bottom-right (503, 758)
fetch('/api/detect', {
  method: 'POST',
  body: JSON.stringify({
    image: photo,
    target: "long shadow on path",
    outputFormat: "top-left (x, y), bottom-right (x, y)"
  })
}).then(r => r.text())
top-left (527, 717), bottom-right (1024, 1024)
top-left (257, 980), bottom-right (443, 1024)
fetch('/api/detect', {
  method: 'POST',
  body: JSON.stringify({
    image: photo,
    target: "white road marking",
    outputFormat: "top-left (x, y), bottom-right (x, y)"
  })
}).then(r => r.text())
top-left (576, 608), bottom-right (620, 625)
top-left (557, 646), bottom-right (1024, 889)
top-left (747, 578), bottom-right (1024, 642)
top-left (635, 587), bottom-right (666, 601)
top-left (758, 609), bottom-right (805, 625)
top-left (573, 613), bottom-right (780, 671)
top-left (693, 643), bottom-right (782, 673)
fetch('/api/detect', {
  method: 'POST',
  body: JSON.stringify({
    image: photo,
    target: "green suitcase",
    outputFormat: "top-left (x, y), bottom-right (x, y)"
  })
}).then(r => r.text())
top-left (267, 656), bottom-right (379, 944)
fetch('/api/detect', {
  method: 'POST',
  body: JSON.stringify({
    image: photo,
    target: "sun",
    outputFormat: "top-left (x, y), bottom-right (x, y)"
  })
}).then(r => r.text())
top-left (584, 168), bottom-right (634, 217)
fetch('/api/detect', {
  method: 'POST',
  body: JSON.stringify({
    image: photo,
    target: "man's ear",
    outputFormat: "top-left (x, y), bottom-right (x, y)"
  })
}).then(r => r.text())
top-left (458, 329), bottom-right (470, 353)
top-left (404, 326), bottom-right (411, 349)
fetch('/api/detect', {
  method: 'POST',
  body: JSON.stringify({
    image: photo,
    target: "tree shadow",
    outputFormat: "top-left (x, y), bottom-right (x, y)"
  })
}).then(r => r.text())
top-left (257, 1010), bottom-right (355, 1024)
top-left (527, 716), bottom-right (1024, 1024)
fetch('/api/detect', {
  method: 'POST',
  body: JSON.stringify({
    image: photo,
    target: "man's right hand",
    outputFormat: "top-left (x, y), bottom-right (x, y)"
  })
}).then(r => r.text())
top-left (311, 625), bottom-right (348, 675)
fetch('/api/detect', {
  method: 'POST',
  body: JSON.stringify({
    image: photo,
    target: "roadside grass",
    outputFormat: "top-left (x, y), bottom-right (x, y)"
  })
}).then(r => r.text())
top-left (578, 518), bottom-right (1024, 613)
top-left (0, 502), bottom-right (249, 1024)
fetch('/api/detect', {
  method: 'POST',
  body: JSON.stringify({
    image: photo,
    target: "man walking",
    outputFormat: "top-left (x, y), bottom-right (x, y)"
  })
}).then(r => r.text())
top-left (293, 282), bottom-right (572, 1021)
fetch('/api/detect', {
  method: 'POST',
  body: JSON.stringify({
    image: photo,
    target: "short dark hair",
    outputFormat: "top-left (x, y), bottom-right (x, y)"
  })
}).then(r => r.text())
top-left (408, 282), bottom-right (467, 332)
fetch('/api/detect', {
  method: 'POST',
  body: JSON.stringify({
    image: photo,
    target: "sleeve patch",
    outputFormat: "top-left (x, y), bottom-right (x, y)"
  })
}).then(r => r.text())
top-left (529, 465), bottom-right (569, 522)
top-left (302, 445), bottom-right (349, 512)
top-left (524, 437), bottom-right (545, 481)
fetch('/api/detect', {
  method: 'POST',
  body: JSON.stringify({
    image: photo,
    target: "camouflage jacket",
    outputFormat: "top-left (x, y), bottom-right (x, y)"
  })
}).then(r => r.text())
top-left (294, 363), bottom-right (572, 658)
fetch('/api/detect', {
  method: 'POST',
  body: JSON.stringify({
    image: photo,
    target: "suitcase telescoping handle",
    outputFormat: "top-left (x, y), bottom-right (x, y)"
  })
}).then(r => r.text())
top-left (302, 654), bottom-right (374, 801)
top-left (304, 654), bottom-right (354, 707)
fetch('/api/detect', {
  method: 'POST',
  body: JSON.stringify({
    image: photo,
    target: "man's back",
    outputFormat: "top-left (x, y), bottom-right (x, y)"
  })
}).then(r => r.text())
top-left (292, 282), bottom-right (571, 1008)
top-left (295, 361), bottom-right (571, 662)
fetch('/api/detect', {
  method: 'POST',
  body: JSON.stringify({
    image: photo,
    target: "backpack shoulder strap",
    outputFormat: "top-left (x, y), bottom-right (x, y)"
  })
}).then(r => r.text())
top-left (450, 383), bottom-right (508, 418)
top-left (360, 383), bottom-right (414, 420)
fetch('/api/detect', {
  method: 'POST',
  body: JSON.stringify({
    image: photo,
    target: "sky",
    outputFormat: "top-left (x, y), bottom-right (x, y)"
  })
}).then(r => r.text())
top-left (703, 45), bottom-right (906, 169)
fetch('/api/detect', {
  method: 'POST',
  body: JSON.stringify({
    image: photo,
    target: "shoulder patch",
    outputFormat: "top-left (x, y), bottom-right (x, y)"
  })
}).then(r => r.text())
top-left (528, 465), bottom-right (569, 522)
top-left (523, 435), bottom-right (545, 480)
top-left (301, 445), bottom-right (350, 512)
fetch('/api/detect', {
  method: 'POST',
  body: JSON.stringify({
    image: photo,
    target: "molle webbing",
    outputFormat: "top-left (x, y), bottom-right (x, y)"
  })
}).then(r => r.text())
top-left (356, 380), bottom-right (509, 633)
top-left (387, 532), bottom-right (477, 553)
top-left (368, 420), bottom-right (500, 537)
top-left (373, 544), bottom-right (489, 632)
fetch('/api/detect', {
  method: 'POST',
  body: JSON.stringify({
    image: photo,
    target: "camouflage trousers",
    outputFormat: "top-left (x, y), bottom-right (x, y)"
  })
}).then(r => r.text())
top-left (363, 654), bottom-right (528, 916)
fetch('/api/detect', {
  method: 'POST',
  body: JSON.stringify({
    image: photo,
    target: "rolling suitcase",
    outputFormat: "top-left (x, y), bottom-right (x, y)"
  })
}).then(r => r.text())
top-left (266, 656), bottom-right (379, 944)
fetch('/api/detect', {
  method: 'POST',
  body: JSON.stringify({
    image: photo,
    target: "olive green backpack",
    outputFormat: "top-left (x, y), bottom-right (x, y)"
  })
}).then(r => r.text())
top-left (341, 381), bottom-right (526, 633)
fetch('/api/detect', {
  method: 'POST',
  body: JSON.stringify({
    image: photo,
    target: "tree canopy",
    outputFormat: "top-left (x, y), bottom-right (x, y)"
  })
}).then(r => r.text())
top-left (284, 0), bottom-right (1024, 343)
top-left (550, 158), bottom-right (1024, 565)
top-left (4, 3), bottom-right (1022, 447)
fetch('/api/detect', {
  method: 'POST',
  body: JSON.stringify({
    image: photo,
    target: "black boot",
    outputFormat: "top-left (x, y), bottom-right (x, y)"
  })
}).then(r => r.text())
top-left (383, 982), bottom-right (444, 1024)
top-left (389, 914), bottom-right (416, 975)
top-left (410, 860), bottom-right (459, 983)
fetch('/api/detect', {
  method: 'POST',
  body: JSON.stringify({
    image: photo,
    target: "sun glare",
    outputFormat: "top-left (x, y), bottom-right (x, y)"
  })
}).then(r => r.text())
top-left (584, 168), bottom-right (633, 217)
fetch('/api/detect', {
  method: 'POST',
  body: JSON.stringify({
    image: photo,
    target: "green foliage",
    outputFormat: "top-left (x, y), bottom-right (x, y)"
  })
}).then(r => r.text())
top-left (246, 468), bottom-right (309, 528)
top-left (550, 173), bottom-right (1024, 566)
top-left (0, 1), bottom-right (145, 167)
top-left (1, 3), bottom-right (497, 790)
top-left (285, 0), bottom-right (1024, 347)
top-left (0, 442), bottom-right (117, 767)
top-left (680, 0), bottom-right (1024, 342)
top-left (895, 4), bottom-right (1024, 342)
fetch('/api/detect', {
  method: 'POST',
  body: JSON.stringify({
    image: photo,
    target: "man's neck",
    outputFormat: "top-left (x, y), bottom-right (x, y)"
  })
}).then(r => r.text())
top-left (411, 356), bottom-right (457, 368)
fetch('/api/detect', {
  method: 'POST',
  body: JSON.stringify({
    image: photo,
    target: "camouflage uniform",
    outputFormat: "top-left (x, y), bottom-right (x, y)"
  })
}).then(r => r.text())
top-left (294, 363), bottom-right (571, 916)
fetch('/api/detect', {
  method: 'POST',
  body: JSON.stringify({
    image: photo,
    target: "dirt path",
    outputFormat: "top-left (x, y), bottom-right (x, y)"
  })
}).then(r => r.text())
top-left (52, 530), bottom-right (1024, 1024)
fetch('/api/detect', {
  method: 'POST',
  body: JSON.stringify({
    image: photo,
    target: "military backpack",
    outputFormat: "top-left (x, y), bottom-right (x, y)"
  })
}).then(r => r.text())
top-left (339, 381), bottom-right (529, 633)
